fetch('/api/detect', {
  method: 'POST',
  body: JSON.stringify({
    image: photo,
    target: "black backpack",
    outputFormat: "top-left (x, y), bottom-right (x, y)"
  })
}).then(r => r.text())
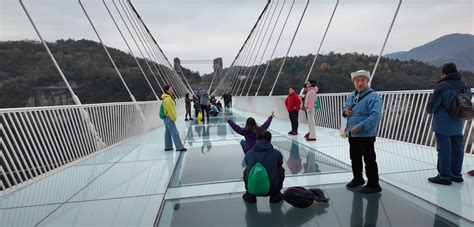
top-left (283, 186), bottom-right (329, 208)
top-left (445, 82), bottom-right (473, 120)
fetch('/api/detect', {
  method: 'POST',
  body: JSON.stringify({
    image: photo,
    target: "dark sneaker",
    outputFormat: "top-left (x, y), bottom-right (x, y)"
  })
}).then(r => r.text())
top-left (346, 179), bottom-right (365, 188)
top-left (178, 148), bottom-right (188, 152)
top-left (189, 118), bottom-right (194, 120)
top-left (164, 148), bottom-right (173, 151)
top-left (185, 118), bottom-right (188, 121)
top-left (360, 186), bottom-right (382, 194)
top-left (428, 176), bottom-right (452, 185)
top-left (288, 131), bottom-right (293, 135)
top-left (451, 175), bottom-right (464, 183)
top-left (269, 192), bottom-right (283, 204)
top-left (306, 137), bottom-right (316, 141)
top-left (243, 192), bottom-right (257, 203)
top-left (304, 133), bottom-right (309, 138)
top-left (290, 131), bottom-right (298, 136)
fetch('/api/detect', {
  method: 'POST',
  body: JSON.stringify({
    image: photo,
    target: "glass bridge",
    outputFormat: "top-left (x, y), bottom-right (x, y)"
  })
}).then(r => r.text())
top-left (1, 0), bottom-right (473, 226)
top-left (1, 106), bottom-right (473, 226)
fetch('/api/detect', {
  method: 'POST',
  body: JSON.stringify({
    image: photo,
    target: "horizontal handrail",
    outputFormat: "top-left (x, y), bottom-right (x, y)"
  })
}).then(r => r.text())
top-left (0, 99), bottom-right (188, 194)
top-left (0, 100), bottom-right (168, 113)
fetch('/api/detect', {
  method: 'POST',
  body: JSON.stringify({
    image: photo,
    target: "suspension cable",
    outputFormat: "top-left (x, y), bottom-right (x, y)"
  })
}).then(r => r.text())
top-left (111, 0), bottom-right (165, 94)
top-left (255, 0), bottom-right (294, 96)
top-left (127, 0), bottom-right (189, 97)
top-left (245, 0), bottom-right (281, 96)
top-left (269, 0), bottom-right (309, 96)
top-left (301, 0), bottom-right (339, 95)
top-left (369, 0), bottom-right (403, 86)
top-left (120, 0), bottom-right (180, 98)
top-left (103, 0), bottom-right (159, 100)
top-left (78, 0), bottom-right (146, 121)
top-left (19, 0), bottom-right (105, 148)
top-left (175, 63), bottom-right (196, 96)
top-left (238, 1), bottom-right (275, 96)
top-left (222, 0), bottom-right (272, 95)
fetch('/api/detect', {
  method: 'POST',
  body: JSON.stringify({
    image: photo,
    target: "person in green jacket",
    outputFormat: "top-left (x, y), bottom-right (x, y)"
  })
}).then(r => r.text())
top-left (162, 85), bottom-right (187, 152)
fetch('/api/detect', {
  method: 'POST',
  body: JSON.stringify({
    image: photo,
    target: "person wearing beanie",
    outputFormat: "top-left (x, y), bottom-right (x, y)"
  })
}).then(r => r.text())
top-left (342, 70), bottom-right (382, 194)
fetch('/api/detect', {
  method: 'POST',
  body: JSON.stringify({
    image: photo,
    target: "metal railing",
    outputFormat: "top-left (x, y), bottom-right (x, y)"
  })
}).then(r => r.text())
top-left (0, 100), bottom-right (169, 194)
top-left (233, 89), bottom-right (474, 154)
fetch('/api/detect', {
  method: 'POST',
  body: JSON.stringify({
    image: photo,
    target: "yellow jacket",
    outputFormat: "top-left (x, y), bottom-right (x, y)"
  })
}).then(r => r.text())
top-left (161, 93), bottom-right (176, 121)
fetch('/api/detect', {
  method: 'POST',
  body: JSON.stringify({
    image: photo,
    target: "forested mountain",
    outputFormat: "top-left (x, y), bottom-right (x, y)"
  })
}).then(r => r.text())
top-left (1, 39), bottom-right (473, 108)
top-left (385, 33), bottom-right (474, 72)
top-left (222, 52), bottom-right (474, 96)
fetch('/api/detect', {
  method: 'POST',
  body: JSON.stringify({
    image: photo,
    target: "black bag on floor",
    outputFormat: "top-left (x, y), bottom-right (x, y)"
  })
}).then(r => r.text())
top-left (283, 186), bottom-right (329, 208)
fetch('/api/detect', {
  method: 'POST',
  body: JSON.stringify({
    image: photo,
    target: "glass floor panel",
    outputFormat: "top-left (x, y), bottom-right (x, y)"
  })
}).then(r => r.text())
top-left (172, 137), bottom-right (349, 186)
top-left (189, 115), bottom-right (248, 125)
top-left (186, 124), bottom-right (243, 142)
top-left (158, 182), bottom-right (470, 227)
top-left (185, 124), bottom-right (282, 142)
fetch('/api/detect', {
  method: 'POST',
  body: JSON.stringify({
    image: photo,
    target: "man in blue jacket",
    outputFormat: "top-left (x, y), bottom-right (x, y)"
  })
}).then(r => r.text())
top-left (426, 63), bottom-right (472, 185)
top-left (343, 70), bottom-right (383, 194)
top-left (243, 130), bottom-right (285, 203)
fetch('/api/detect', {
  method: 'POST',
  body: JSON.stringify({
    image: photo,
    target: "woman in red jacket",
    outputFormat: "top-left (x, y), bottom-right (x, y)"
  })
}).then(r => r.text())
top-left (285, 87), bottom-right (301, 135)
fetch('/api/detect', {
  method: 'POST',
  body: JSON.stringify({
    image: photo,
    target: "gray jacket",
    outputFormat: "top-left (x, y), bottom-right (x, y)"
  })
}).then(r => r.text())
top-left (200, 92), bottom-right (210, 105)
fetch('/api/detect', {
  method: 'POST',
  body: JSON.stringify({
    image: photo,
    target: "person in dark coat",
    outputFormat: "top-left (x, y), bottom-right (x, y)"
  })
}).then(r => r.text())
top-left (426, 62), bottom-right (472, 185)
top-left (184, 93), bottom-right (193, 121)
top-left (242, 130), bottom-right (285, 204)
top-left (193, 94), bottom-right (200, 118)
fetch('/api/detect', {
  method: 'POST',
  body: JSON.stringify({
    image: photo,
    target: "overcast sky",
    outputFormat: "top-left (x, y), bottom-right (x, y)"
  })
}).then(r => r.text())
top-left (1, 0), bottom-right (473, 74)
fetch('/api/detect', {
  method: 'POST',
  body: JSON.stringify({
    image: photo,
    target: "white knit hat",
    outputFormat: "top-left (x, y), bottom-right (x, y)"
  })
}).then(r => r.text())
top-left (351, 70), bottom-right (371, 81)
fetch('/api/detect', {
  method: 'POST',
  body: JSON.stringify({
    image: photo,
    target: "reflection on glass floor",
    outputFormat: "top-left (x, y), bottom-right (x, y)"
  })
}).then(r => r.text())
top-left (185, 114), bottom-right (274, 142)
top-left (186, 124), bottom-right (244, 142)
top-left (159, 182), bottom-right (469, 227)
top-left (173, 111), bottom-right (349, 187)
top-left (189, 115), bottom-right (247, 125)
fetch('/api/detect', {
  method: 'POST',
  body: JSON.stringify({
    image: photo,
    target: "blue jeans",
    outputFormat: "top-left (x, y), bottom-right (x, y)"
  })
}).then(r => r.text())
top-left (164, 117), bottom-right (184, 150)
top-left (435, 133), bottom-right (464, 179)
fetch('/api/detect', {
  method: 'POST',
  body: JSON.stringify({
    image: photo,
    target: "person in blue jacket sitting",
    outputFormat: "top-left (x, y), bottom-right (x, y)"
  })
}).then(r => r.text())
top-left (210, 104), bottom-right (219, 117)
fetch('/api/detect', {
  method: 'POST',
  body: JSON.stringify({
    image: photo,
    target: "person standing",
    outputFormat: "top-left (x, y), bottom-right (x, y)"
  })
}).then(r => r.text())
top-left (184, 93), bottom-right (194, 121)
top-left (301, 83), bottom-right (310, 138)
top-left (200, 88), bottom-right (211, 122)
top-left (162, 85), bottom-right (187, 152)
top-left (285, 87), bottom-right (301, 135)
top-left (304, 80), bottom-right (318, 141)
top-left (193, 94), bottom-right (200, 118)
top-left (343, 70), bottom-right (382, 194)
top-left (426, 63), bottom-right (472, 185)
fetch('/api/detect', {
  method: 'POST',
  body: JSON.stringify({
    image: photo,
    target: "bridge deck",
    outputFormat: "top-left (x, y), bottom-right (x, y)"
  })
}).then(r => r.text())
top-left (1, 109), bottom-right (473, 226)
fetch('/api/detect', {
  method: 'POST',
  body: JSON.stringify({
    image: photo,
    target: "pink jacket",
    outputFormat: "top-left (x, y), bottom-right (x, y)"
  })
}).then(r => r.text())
top-left (304, 86), bottom-right (318, 111)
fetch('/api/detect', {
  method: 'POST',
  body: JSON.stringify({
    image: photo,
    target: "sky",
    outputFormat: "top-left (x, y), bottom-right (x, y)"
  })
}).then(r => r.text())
top-left (1, 0), bottom-right (473, 74)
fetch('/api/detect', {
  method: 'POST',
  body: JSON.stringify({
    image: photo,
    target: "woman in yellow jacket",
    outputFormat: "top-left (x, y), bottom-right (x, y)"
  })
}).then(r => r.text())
top-left (162, 85), bottom-right (187, 152)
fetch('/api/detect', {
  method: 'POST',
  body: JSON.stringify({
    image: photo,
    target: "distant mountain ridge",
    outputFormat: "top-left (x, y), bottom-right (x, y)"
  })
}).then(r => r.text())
top-left (385, 33), bottom-right (474, 71)
top-left (1, 39), bottom-right (474, 108)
